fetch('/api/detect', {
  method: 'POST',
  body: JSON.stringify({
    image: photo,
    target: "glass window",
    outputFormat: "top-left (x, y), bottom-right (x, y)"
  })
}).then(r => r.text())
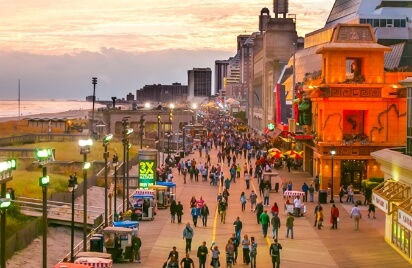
top-left (380, 19), bottom-right (387, 27)
top-left (373, 19), bottom-right (380, 27)
top-left (360, 19), bottom-right (366, 24)
top-left (366, 19), bottom-right (373, 25)
top-left (387, 19), bottom-right (393, 26)
top-left (394, 19), bottom-right (401, 27)
top-left (401, 19), bottom-right (406, 27)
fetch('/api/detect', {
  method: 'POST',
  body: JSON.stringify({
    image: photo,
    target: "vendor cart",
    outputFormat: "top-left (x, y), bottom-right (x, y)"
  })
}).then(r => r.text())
top-left (74, 257), bottom-right (113, 268)
top-left (54, 263), bottom-right (92, 268)
top-left (156, 181), bottom-right (177, 203)
top-left (148, 184), bottom-right (169, 208)
top-left (283, 190), bottom-right (306, 217)
top-left (102, 227), bottom-right (134, 263)
top-left (132, 190), bottom-right (156, 221)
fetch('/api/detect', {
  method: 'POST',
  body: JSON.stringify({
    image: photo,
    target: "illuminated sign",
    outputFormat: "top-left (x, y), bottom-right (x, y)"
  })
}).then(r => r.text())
top-left (139, 160), bottom-right (155, 189)
top-left (267, 122), bottom-right (275, 131)
top-left (398, 209), bottom-right (412, 231)
top-left (294, 135), bottom-right (314, 140)
top-left (372, 193), bottom-right (388, 213)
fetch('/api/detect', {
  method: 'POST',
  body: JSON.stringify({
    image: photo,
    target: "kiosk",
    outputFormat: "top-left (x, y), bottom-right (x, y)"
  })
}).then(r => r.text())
top-left (156, 181), bottom-right (177, 203)
top-left (262, 172), bottom-right (281, 192)
top-left (148, 185), bottom-right (169, 208)
top-left (283, 190), bottom-right (306, 217)
top-left (132, 189), bottom-right (156, 221)
top-left (102, 227), bottom-right (134, 263)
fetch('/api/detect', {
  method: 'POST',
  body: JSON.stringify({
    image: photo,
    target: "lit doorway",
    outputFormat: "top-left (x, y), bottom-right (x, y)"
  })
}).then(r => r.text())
top-left (340, 160), bottom-right (367, 193)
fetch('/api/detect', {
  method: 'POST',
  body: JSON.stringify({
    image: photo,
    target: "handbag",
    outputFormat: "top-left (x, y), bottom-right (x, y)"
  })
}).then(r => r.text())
top-left (337, 217), bottom-right (340, 222)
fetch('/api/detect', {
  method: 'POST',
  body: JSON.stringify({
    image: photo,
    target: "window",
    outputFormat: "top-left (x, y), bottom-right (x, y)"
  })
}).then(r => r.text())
top-left (380, 19), bottom-right (387, 27)
top-left (401, 19), bottom-right (406, 27)
top-left (346, 58), bottom-right (362, 79)
top-left (366, 19), bottom-right (373, 25)
top-left (343, 110), bottom-right (364, 135)
top-left (373, 19), bottom-right (380, 27)
top-left (394, 19), bottom-right (401, 27)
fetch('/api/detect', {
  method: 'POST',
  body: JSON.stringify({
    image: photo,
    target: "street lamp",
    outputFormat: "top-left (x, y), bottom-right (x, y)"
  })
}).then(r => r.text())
top-left (0, 159), bottom-right (15, 268)
top-left (103, 134), bottom-right (113, 227)
top-left (139, 114), bottom-right (146, 149)
top-left (78, 138), bottom-right (93, 251)
top-left (330, 145), bottom-right (336, 203)
top-left (91, 77), bottom-right (98, 134)
top-left (68, 174), bottom-right (78, 263)
top-left (112, 153), bottom-right (119, 221)
top-left (35, 149), bottom-right (53, 268)
top-left (121, 117), bottom-right (133, 212)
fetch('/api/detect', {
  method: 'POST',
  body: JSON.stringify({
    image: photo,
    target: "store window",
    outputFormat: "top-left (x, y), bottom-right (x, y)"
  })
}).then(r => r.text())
top-left (392, 217), bottom-right (411, 258)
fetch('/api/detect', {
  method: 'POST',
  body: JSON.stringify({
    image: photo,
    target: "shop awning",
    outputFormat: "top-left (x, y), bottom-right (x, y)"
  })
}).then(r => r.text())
top-left (372, 179), bottom-right (410, 214)
top-left (397, 197), bottom-right (412, 231)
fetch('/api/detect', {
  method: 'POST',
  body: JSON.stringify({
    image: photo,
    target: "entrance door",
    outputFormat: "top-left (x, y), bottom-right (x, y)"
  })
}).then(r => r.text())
top-left (340, 160), bottom-right (366, 193)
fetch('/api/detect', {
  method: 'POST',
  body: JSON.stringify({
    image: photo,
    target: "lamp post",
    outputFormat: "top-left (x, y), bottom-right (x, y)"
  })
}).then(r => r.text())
top-left (139, 114), bottom-right (146, 149)
top-left (0, 159), bottom-right (16, 268)
top-left (102, 134), bottom-right (113, 227)
top-left (35, 149), bottom-right (53, 268)
top-left (121, 117), bottom-right (133, 213)
top-left (330, 145), bottom-right (336, 203)
top-left (112, 153), bottom-right (118, 221)
top-left (91, 77), bottom-right (97, 134)
top-left (78, 138), bottom-right (93, 251)
top-left (68, 174), bottom-right (78, 262)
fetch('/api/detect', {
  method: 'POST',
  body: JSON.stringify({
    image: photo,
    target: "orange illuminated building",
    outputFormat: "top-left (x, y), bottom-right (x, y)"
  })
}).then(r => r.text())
top-left (293, 24), bottom-right (412, 194)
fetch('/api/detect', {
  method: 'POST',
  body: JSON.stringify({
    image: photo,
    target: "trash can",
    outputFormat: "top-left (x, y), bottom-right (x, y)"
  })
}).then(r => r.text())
top-left (275, 182), bottom-right (279, 193)
top-left (92, 234), bottom-right (104, 252)
top-left (90, 237), bottom-right (102, 252)
top-left (318, 190), bottom-right (327, 204)
top-left (179, 150), bottom-right (184, 158)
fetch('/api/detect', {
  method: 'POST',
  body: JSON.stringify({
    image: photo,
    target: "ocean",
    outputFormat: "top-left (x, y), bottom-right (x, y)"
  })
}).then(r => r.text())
top-left (0, 100), bottom-right (106, 118)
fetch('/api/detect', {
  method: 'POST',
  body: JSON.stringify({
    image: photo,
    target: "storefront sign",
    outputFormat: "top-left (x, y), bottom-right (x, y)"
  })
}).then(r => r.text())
top-left (398, 209), bottom-right (412, 232)
top-left (139, 160), bottom-right (155, 189)
top-left (294, 135), bottom-right (314, 140)
top-left (372, 193), bottom-right (388, 213)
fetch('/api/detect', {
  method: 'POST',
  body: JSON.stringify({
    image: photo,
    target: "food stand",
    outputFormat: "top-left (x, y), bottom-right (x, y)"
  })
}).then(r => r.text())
top-left (54, 263), bottom-right (92, 268)
top-left (74, 258), bottom-right (113, 268)
top-left (283, 190), bottom-right (306, 217)
top-left (156, 181), bottom-right (177, 202)
top-left (148, 184), bottom-right (169, 208)
top-left (132, 189), bottom-right (156, 221)
top-left (102, 227), bottom-right (134, 263)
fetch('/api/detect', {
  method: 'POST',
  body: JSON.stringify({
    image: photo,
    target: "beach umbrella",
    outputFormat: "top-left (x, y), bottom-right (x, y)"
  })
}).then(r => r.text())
top-left (268, 148), bottom-right (281, 154)
top-left (284, 150), bottom-right (298, 156)
top-left (271, 151), bottom-right (285, 159)
top-left (289, 153), bottom-right (303, 159)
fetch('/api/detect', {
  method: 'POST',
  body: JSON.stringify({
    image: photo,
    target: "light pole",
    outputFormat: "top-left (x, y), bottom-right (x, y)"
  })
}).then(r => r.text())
top-left (78, 138), bottom-right (93, 251)
top-left (91, 77), bottom-right (97, 134)
top-left (121, 117), bottom-right (133, 213)
top-left (102, 134), bottom-right (113, 227)
top-left (68, 174), bottom-right (78, 262)
top-left (330, 145), bottom-right (336, 203)
top-left (35, 149), bottom-right (53, 268)
top-left (139, 114), bottom-right (146, 149)
top-left (0, 159), bottom-right (16, 268)
top-left (112, 153), bottom-right (118, 221)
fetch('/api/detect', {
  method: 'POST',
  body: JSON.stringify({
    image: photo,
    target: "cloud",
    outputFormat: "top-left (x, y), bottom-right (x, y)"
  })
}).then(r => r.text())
top-left (0, 48), bottom-right (233, 100)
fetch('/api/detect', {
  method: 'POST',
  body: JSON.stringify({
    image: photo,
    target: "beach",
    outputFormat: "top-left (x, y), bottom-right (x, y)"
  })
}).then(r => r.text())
top-left (0, 109), bottom-right (90, 123)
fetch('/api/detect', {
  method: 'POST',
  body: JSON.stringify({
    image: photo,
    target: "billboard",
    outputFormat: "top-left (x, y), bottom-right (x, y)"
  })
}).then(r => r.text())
top-left (139, 160), bottom-right (155, 189)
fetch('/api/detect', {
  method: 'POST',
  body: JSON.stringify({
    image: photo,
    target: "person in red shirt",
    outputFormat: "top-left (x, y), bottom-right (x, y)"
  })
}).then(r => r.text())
top-left (270, 202), bottom-right (279, 216)
top-left (330, 204), bottom-right (340, 229)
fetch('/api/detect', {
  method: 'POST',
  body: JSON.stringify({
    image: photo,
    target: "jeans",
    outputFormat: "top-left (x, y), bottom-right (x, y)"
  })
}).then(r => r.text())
top-left (264, 197), bottom-right (269, 206)
top-left (198, 257), bottom-right (206, 268)
top-left (242, 248), bottom-right (250, 264)
top-left (262, 224), bottom-right (269, 237)
top-left (177, 214), bottom-right (182, 223)
top-left (192, 216), bottom-right (198, 227)
top-left (246, 180), bottom-right (250, 189)
top-left (286, 226), bottom-right (294, 239)
top-left (185, 238), bottom-right (192, 253)
top-left (235, 230), bottom-right (241, 242)
top-left (272, 226), bottom-right (279, 238)
top-left (241, 202), bottom-right (246, 211)
top-left (332, 216), bottom-right (338, 229)
top-left (133, 248), bottom-right (141, 261)
top-left (250, 252), bottom-right (257, 268)
top-left (310, 193), bottom-right (314, 202)
top-left (220, 210), bottom-right (226, 223)
top-left (272, 255), bottom-right (280, 268)
top-left (202, 215), bottom-right (208, 226)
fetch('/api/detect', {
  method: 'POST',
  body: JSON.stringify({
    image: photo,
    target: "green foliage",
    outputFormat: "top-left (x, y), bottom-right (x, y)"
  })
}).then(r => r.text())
top-left (362, 178), bottom-right (384, 190)
top-left (369, 177), bottom-right (384, 183)
top-left (5, 204), bottom-right (35, 239)
top-left (233, 111), bottom-right (247, 124)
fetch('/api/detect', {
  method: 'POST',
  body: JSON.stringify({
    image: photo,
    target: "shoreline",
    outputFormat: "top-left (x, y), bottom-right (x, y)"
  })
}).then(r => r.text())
top-left (0, 110), bottom-right (90, 123)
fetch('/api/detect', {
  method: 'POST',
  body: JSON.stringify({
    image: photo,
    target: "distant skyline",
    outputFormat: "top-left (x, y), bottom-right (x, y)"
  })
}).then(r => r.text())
top-left (0, 0), bottom-right (335, 100)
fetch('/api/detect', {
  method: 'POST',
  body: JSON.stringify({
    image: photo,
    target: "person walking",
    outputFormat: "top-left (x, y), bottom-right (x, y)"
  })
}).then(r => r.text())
top-left (249, 191), bottom-right (257, 211)
top-left (241, 234), bottom-right (250, 265)
top-left (263, 185), bottom-right (270, 206)
top-left (197, 241), bottom-right (208, 268)
top-left (350, 204), bottom-right (362, 230)
top-left (132, 233), bottom-right (142, 263)
top-left (230, 233), bottom-right (239, 264)
top-left (317, 206), bottom-right (324, 230)
top-left (170, 200), bottom-right (177, 223)
top-left (314, 175), bottom-right (320, 192)
top-left (219, 198), bottom-right (228, 224)
top-left (259, 210), bottom-right (270, 238)
top-left (368, 203), bottom-right (376, 219)
top-left (269, 239), bottom-right (282, 268)
top-left (302, 182), bottom-right (308, 202)
top-left (308, 184), bottom-right (315, 202)
top-left (271, 213), bottom-right (281, 239)
top-left (200, 203), bottom-right (210, 227)
top-left (182, 168), bottom-right (188, 184)
top-left (259, 180), bottom-right (265, 197)
top-left (270, 202), bottom-right (279, 217)
top-left (233, 216), bottom-right (243, 241)
top-left (330, 204), bottom-right (339, 229)
top-left (244, 172), bottom-right (251, 189)
top-left (313, 203), bottom-right (321, 227)
top-left (210, 243), bottom-right (220, 268)
top-left (180, 253), bottom-right (195, 268)
top-left (285, 214), bottom-right (294, 239)
top-left (348, 184), bottom-right (355, 204)
top-left (249, 236), bottom-right (257, 268)
top-left (191, 205), bottom-right (199, 227)
top-left (240, 192), bottom-right (247, 212)
top-left (255, 201), bottom-right (264, 224)
top-left (167, 246), bottom-right (180, 263)
top-left (339, 184), bottom-right (345, 203)
top-left (183, 223), bottom-right (194, 253)
top-left (176, 201), bottom-right (184, 224)
top-left (225, 239), bottom-right (235, 268)
top-left (167, 256), bottom-right (179, 268)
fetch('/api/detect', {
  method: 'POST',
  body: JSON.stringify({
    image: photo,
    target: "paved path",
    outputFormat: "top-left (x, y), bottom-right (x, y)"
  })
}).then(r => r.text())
top-left (114, 144), bottom-right (410, 268)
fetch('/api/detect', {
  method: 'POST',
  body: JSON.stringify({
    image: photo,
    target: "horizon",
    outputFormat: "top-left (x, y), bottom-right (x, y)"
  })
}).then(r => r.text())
top-left (0, 0), bottom-right (335, 100)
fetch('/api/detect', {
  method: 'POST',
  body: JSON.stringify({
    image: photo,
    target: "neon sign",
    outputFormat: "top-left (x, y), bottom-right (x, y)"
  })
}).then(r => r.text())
top-left (139, 160), bottom-right (155, 189)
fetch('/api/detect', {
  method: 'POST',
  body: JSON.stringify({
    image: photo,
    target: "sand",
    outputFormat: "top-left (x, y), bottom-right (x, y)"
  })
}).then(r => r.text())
top-left (6, 186), bottom-right (124, 268)
top-left (0, 109), bottom-right (90, 123)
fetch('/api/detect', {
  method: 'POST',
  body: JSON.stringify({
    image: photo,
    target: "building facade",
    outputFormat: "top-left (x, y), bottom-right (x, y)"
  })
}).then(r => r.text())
top-left (187, 68), bottom-right (212, 102)
top-left (136, 83), bottom-right (188, 104)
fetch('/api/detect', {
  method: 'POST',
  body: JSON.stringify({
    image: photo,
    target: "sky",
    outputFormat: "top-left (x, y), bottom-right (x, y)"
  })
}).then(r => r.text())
top-left (0, 0), bottom-right (335, 100)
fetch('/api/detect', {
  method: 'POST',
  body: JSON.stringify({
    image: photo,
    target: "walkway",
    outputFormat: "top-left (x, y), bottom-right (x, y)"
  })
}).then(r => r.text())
top-left (114, 144), bottom-right (409, 268)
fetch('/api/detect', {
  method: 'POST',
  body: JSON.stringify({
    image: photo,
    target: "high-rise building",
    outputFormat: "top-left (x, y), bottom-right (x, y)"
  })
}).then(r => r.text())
top-left (214, 60), bottom-right (230, 95)
top-left (136, 83), bottom-right (187, 103)
top-left (187, 68), bottom-right (212, 102)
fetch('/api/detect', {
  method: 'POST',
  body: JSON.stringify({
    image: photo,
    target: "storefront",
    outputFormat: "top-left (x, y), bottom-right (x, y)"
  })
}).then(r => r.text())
top-left (373, 178), bottom-right (411, 260)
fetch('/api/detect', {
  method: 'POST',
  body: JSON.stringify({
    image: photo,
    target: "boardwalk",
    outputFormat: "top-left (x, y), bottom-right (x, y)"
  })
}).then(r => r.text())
top-left (114, 145), bottom-right (410, 268)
